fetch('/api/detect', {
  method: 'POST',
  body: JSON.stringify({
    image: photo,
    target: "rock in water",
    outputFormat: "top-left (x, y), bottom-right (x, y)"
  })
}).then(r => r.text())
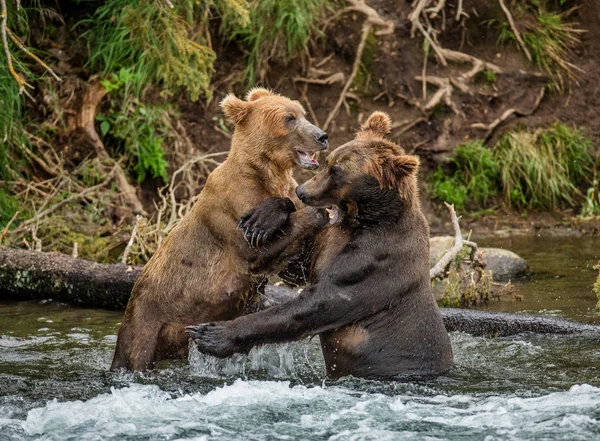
top-left (479, 248), bottom-right (529, 280)
top-left (429, 236), bottom-right (529, 280)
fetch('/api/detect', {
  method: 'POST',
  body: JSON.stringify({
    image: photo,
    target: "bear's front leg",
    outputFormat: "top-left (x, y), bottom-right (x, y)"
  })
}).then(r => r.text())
top-left (186, 322), bottom-right (251, 358)
top-left (238, 197), bottom-right (296, 248)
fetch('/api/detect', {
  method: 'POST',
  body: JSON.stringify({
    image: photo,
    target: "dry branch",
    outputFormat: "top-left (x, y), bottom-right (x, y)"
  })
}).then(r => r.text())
top-left (15, 164), bottom-right (119, 231)
top-left (121, 215), bottom-right (142, 264)
top-left (430, 202), bottom-right (478, 280)
top-left (7, 28), bottom-right (61, 82)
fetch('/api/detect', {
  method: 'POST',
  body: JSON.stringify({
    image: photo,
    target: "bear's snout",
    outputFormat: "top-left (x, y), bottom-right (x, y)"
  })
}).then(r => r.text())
top-left (313, 129), bottom-right (328, 150)
top-left (296, 184), bottom-right (309, 204)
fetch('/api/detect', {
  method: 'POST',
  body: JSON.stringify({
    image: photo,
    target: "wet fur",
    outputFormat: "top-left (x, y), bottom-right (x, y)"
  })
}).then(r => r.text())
top-left (188, 112), bottom-right (453, 380)
top-left (111, 89), bottom-right (327, 371)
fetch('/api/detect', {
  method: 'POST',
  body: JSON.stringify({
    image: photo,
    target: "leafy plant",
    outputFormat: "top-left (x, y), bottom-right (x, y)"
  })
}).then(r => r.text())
top-left (0, 189), bottom-right (22, 229)
top-left (97, 68), bottom-right (172, 183)
top-left (482, 69), bottom-right (497, 84)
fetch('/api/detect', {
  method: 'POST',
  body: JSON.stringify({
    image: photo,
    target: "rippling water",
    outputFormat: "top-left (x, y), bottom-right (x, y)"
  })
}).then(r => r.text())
top-left (2, 298), bottom-right (600, 440)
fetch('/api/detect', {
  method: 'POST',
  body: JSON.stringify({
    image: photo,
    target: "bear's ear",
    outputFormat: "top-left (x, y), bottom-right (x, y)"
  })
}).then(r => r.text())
top-left (358, 111), bottom-right (392, 139)
top-left (393, 154), bottom-right (420, 177)
top-left (221, 93), bottom-right (250, 125)
top-left (246, 87), bottom-right (274, 102)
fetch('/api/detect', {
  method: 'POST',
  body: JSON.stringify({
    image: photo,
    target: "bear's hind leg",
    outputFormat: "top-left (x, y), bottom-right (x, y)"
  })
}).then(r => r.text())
top-left (156, 322), bottom-right (190, 361)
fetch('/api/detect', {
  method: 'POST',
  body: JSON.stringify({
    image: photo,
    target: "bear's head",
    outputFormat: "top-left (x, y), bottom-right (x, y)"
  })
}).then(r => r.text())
top-left (221, 88), bottom-right (328, 170)
top-left (296, 111), bottom-right (420, 225)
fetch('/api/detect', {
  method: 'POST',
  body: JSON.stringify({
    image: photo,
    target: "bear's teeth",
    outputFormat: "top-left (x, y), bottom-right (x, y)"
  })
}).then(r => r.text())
top-left (310, 153), bottom-right (316, 160)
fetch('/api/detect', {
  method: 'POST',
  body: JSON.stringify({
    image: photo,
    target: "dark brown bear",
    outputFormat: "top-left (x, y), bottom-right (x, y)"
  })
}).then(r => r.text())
top-left (187, 111), bottom-right (454, 380)
top-left (111, 88), bottom-right (328, 371)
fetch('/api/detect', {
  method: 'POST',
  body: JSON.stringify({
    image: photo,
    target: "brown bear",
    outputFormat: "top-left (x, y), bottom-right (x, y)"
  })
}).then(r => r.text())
top-left (111, 88), bottom-right (329, 371)
top-left (187, 111), bottom-right (454, 380)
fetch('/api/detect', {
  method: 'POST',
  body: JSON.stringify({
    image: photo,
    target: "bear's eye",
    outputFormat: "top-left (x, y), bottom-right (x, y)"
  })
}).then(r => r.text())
top-left (285, 114), bottom-right (296, 123)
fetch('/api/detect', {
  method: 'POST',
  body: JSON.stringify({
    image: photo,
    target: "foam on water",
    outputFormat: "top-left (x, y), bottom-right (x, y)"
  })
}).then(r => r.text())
top-left (6, 380), bottom-right (600, 441)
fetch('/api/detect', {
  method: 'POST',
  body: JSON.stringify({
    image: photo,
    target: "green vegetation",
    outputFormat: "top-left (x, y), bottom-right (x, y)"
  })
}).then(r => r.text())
top-left (97, 68), bottom-right (173, 183)
top-left (0, 189), bottom-right (22, 230)
top-left (430, 125), bottom-right (596, 210)
top-left (223, 0), bottom-right (330, 84)
top-left (482, 69), bottom-right (497, 84)
top-left (430, 141), bottom-right (500, 211)
top-left (82, 0), bottom-right (248, 100)
top-left (497, 1), bottom-right (583, 91)
top-left (580, 180), bottom-right (600, 217)
top-left (496, 124), bottom-right (594, 208)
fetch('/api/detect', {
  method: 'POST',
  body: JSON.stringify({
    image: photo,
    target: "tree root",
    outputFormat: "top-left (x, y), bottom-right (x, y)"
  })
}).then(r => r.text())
top-left (430, 202), bottom-right (478, 280)
top-left (416, 75), bottom-right (465, 117)
top-left (471, 86), bottom-right (545, 141)
top-left (293, 72), bottom-right (345, 86)
top-left (345, 0), bottom-right (394, 36)
top-left (76, 79), bottom-right (147, 216)
top-left (323, 22), bottom-right (372, 130)
top-left (322, 0), bottom-right (394, 130)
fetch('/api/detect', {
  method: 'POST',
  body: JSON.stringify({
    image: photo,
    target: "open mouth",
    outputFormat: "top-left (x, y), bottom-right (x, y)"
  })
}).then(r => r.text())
top-left (325, 205), bottom-right (341, 225)
top-left (297, 151), bottom-right (319, 170)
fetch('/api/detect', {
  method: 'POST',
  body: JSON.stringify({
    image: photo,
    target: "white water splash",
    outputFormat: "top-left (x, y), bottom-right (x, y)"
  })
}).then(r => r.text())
top-left (8, 381), bottom-right (600, 441)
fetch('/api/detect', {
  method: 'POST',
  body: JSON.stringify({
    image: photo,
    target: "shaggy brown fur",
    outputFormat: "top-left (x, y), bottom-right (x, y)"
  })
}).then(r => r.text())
top-left (188, 111), bottom-right (453, 380)
top-left (111, 88), bottom-right (328, 371)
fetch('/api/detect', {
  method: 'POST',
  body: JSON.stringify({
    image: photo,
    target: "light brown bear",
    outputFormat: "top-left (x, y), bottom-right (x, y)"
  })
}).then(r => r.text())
top-left (111, 88), bottom-right (329, 371)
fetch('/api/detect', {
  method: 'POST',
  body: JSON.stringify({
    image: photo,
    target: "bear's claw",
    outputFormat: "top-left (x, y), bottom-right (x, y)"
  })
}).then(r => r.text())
top-left (238, 197), bottom-right (295, 248)
top-left (186, 323), bottom-right (245, 358)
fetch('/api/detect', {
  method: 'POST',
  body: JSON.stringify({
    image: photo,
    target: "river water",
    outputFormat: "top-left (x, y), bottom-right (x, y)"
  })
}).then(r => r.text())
top-left (1, 236), bottom-right (599, 440)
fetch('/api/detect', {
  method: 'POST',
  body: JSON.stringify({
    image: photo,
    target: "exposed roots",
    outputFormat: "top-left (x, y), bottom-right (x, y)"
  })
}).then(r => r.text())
top-left (471, 86), bottom-right (545, 141)
top-left (323, 22), bottom-right (372, 130)
top-left (345, 0), bottom-right (394, 36)
top-left (76, 79), bottom-right (147, 216)
top-left (322, 0), bottom-right (394, 130)
top-left (416, 75), bottom-right (465, 117)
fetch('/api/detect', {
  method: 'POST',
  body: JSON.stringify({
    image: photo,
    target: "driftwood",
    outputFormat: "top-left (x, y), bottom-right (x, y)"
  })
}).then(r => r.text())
top-left (1, 247), bottom-right (599, 337)
top-left (0, 247), bottom-right (141, 310)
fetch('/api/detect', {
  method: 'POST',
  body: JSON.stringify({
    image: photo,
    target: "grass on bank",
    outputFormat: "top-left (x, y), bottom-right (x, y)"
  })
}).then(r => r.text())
top-left (430, 124), bottom-right (596, 212)
top-left (222, 0), bottom-right (330, 84)
top-left (496, 1), bottom-right (584, 91)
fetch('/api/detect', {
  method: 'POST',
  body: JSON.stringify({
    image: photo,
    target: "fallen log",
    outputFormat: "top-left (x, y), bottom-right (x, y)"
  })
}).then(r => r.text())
top-left (0, 247), bottom-right (141, 310)
top-left (1, 247), bottom-right (598, 337)
top-left (440, 308), bottom-right (600, 337)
